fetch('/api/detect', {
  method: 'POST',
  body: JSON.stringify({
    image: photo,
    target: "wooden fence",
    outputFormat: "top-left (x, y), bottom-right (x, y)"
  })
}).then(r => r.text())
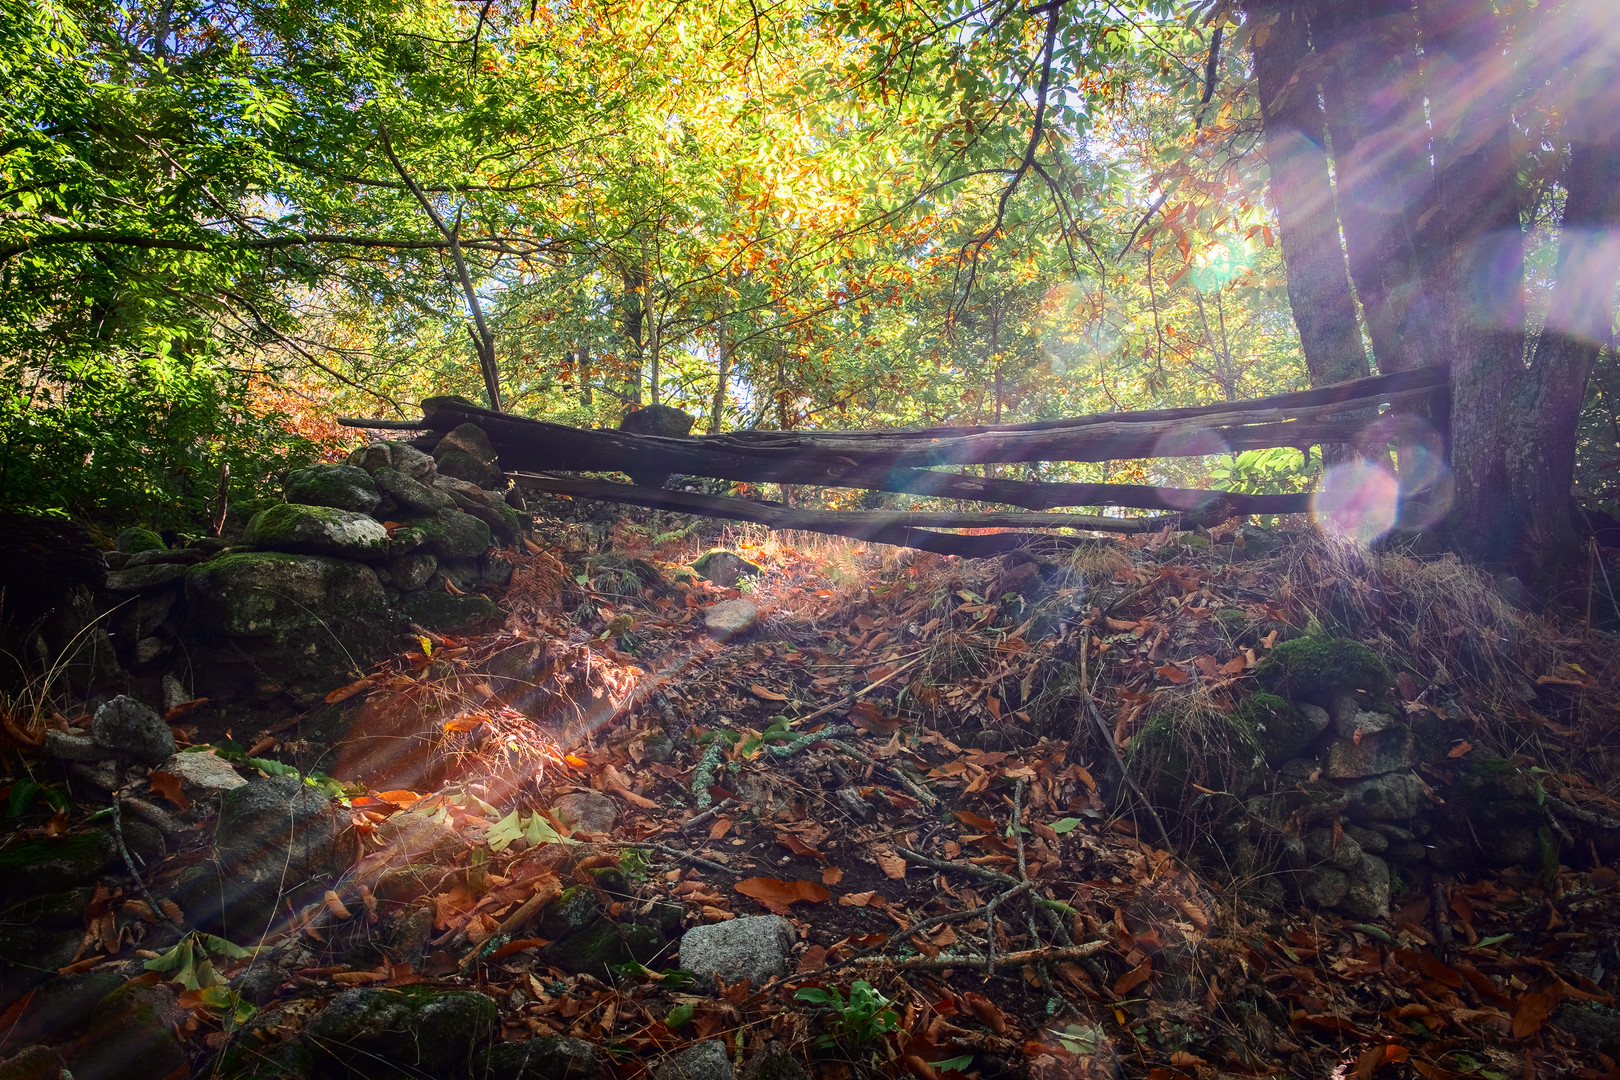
top-left (341, 367), bottom-right (1447, 557)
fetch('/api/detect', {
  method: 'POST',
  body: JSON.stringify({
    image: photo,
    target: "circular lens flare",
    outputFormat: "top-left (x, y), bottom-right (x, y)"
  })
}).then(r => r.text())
top-left (1313, 460), bottom-right (1400, 547)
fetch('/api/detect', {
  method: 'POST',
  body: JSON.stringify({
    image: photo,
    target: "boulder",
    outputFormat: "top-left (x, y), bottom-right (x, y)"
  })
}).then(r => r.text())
top-left (739, 1045), bottom-right (811, 1080)
top-left (543, 920), bottom-right (663, 975)
top-left (70, 981), bottom-right (187, 1080)
top-left (1255, 636), bottom-right (1393, 705)
top-left (0, 832), bottom-right (117, 898)
top-left (1238, 693), bottom-right (1328, 766)
top-left (103, 562), bottom-right (189, 593)
top-left (678, 915), bottom-right (796, 989)
top-left (114, 528), bottom-right (166, 554)
top-left (303, 987), bottom-right (498, 1080)
top-left (704, 599), bottom-right (757, 640)
top-left (0, 970), bottom-right (122, 1052)
top-left (1337, 853), bottom-right (1392, 920)
top-left (185, 553), bottom-right (394, 694)
top-left (396, 512), bottom-right (491, 560)
top-left (371, 810), bottom-right (465, 865)
top-left (347, 440), bottom-right (437, 483)
top-left (388, 552), bottom-right (438, 591)
top-left (155, 749), bottom-right (247, 795)
top-left (653, 1041), bottom-right (733, 1080)
top-left (538, 887), bottom-right (604, 942)
top-left (243, 504), bottom-right (390, 563)
top-left (373, 467), bottom-right (455, 516)
top-left (1297, 867), bottom-right (1349, 908)
top-left (692, 550), bottom-right (761, 588)
top-left (90, 695), bottom-right (175, 764)
top-left (283, 465), bottom-right (382, 515)
top-left (619, 406), bottom-right (695, 488)
top-left (1342, 771), bottom-right (1427, 821)
top-left (42, 729), bottom-right (107, 762)
top-left (1304, 827), bottom-right (1364, 871)
top-left (401, 591), bottom-right (500, 635)
top-left (478, 1036), bottom-right (609, 1080)
top-left (433, 423), bottom-right (505, 489)
top-left (1324, 725), bottom-right (1417, 779)
top-left (553, 791), bottom-right (618, 836)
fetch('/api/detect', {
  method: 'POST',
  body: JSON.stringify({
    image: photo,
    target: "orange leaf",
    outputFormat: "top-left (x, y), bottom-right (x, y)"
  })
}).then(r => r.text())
top-left (325, 677), bottom-right (376, 705)
top-left (374, 790), bottom-right (423, 808)
top-left (1511, 983), bottom-right (1562, 1039)
top-left (735, 877), bottom-right (829, 915)
top-left (1155, 665), bottom-right (1190, 685)
top-left (749, 684), bottom-right (788, 702)
top-left (1113, 957), bottom-right (1153, 995)
top-left (875, 849), bottom-right (906, 881)
top-left (149, 771), bottom-right (191, 811)
top-left (162, 697), bottom-right (210, 722)
top-left (1447, 741), bottom-right (1472, 758)
top-left (953, 810), bottom-right (998, 832)
top-left (777, 833), bottom-right (826, 861)
top-left (822, 866), bottom-right (843, 886)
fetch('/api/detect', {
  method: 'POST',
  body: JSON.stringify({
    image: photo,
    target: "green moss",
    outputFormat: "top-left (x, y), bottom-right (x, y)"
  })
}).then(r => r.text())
top-left (115, 527), bottom-right (166, 553)
top-left (0, 832), bottom-right (116, 897)
top-left (1234, 692), bottom-right (1322, 765)
top-left (401, 591), bottom-right (499, 634)
top-left (1255, 635), bottom-right (1393, 703)
top-left (1126, 707), bottom-right (1268, 816)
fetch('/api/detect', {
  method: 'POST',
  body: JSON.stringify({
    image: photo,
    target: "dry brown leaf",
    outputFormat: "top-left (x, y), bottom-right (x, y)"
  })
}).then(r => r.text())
top-left (734, 877), bottom-right (830, 915)
top-left (821, 866), bottom-right (844, 886)
top-left (149, 771), bottom-right (191, 811)
top-left (874, 848), bottom-right (907, 881)
top-left (749, 684), bottom-right (788, 702)
top-left (1155, 664), bottom-right (1190, 684)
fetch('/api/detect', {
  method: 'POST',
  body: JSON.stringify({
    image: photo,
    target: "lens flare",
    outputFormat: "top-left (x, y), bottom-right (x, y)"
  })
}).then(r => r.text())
top-left (1312, 460), bottom-right (1400, 547)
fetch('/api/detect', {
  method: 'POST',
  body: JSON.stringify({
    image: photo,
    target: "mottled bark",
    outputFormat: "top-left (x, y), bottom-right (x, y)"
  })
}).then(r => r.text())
top-left (1247, 0), bottom-right (1369, 388)
top-left (1312, 0), bottom-right (1439, 374)
top-left (620, 266), bottom-right (646, 406)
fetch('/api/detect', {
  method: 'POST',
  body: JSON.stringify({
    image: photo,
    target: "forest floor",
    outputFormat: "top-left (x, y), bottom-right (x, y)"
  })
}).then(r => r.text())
top-left (8, 510), bottom-right (1620, 1080)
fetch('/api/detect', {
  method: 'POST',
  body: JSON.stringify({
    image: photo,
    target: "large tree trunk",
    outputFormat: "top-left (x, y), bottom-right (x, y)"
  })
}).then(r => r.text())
top-left (1246, 0), bottom-right (1369, 390)
top-left (1312, 0), bottom-right (1439, 375)
top-left (1512, 139), bottom-right (1620, 572)
top-left (620, 266), bottom-right (646, 406)
top-left (1417, 0), bottom-right (1525, 558)
top-left (710, 308), bottom-right (731, 435)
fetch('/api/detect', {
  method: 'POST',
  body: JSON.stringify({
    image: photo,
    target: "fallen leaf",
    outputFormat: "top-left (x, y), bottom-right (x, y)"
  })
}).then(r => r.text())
top-left (1511, 983), bottom-right (1562, 1039)
top-left (875, 848), bottom-right (906, 881)
top-left (839, 891), bottom-right (879, 907)
top-left (1113, 957), bottom-right (1153, 995)
top-left (325, 677), bottom-right (376, 705)
top-left (822, 866), bottom-right (844, 887)
top-left (1155, 665), bottom-right (1190, 685)
top-left (734, 877), bottom-right (830, 915)
top-left (1447, 741), bottom-right (1472, 758)
top-left (749, 684), bottom-right (788, 702)
top-left (777, 833), bottom-right (826, 861)
top-left (149, 771), bottom-right (191, 811)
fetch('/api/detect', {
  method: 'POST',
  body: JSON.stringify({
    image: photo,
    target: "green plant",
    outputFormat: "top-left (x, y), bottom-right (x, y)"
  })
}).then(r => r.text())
top-left (1212, 447), bottom-right (1319, 497)
top-left (795, 980), bottom-right (900, 1051)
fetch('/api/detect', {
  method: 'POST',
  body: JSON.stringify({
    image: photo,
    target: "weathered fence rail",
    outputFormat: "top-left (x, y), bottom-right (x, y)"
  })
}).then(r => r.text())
top-left (339, 366), bottom-right (1446, 553)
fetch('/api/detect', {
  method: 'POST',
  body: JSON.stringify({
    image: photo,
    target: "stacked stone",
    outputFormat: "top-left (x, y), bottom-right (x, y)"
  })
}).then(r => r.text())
top-left (95, 423), bottom-right (522, 704)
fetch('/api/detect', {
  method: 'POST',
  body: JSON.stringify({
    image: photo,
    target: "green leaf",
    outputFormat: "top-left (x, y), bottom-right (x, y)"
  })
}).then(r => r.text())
top-left (666, 1003), bottom-right (694, 1029)
top-left (934, 1055), bottom-right (974, 1072)
top-left (1049, 817), bottom-right (1083, 834)
top-left (486, 809), bottom-right (524, 852)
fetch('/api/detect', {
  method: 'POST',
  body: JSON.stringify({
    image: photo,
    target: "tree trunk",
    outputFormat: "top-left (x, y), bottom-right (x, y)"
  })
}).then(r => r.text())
top-left (1247, 0), bottom-right (1369, 389)
top-left (577, 342), bottom-right (593, 408)
top-left (710, 308), bottom-right (731, 435)
top-left (621, 266), bottom-right (646, 406)
top-left (1312, 0), bottom-right (1438, 375)
top-left (1417, 0), bottom-right (1524, 556)
top-left (1512, 137), bottom-right (1620, 572)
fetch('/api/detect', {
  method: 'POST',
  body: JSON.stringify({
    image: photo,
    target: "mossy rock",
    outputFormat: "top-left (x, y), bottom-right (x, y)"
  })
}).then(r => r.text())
top-left (1235, 693), bottom-right (1326, 766)
top-left (589, 567), bottom-right (642, 597)
top-left (401, 591), bottom-right (500, 634)
top-left (243, 504), bottom-right (390, 562)
top-left (434, 447), bottom-right (504, 490)
top-left (1254, 635), bottom-right (1393, 704)
top-left (283, 465), bottom-right (382, 516)
top-left (400, 512), bottom-right (492, 560)
top-left (538, 885), bottom-right (602, 941)
top-left (478, 1037), bottom-right (609, 1080)
top-left (0, 831), bottom-right (117, 898)
top-left (1126, 708), bottom-right (1268, 817)
top-left (692, 549), bottom-right (762, 587)
top-left (543, 920), bottom-right (664, 976)
top-left (114, 527), bottom-right (166, 554)
top-left (303, 987), bottom-right (498, 1080)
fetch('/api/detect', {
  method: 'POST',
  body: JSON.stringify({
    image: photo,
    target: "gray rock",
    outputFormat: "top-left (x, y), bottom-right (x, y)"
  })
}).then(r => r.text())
top-left (479, 1036), bottom-right (610, 1080)
top-left (705, 599), bottom-right (758, 639)
top-left (0, 970), bottom-right (122, 1050)
top-left (374, 466), bottom-right (456, 515)
top-left (1324, 725), bottom-right (1416, 779)
top-left (371, 810), bottom-right (465, 864)
top-left (304, 988), bottom-right (498, 1080)
top-left (91, 695), bottom-right (175, 764)
top-left (1337, 852), bottom-right (1391, 920)
top-left (1304, 827), bottom-right (1364, 871)
top-left (348, 439), bottom-right (438, 483)
top-left (553, 791), bottom-right (618, 836)
top-left (654, 1040), bottom-right (733, 1080)
top-left (161, 673), bottom-right (191, 713)
top-left (388, 552), bottom-right (438, 591)
top-left (619, 406), bottom-right (695, 488)
top-left (434, 423), bottom-right (505, 489)
top-left (1556, 1002), bottom-right (1620, 1061)
top-left (72, 981), bottom-right (187, 1080)
top-left (43, 729), bottom-right (108, 762)
top-left (542, 920), bottom-right (663, 975)
top-left (243, 503), bottom-right (390, 562)
top-left (123, 547), bottom-right (204, 567)
top-left (399, 512), bottom-right (492, 559)
top-left (199, 776), bottom-right (349, 939)
top-left (1328, 688), bottom-right (1397, 740)
top-left (434, 476), bottom-right (506, 510)
top-left (104, 562), bottom-right (189, 592)
top-left (132, 636), bottom-right (170, 664)
top-left (678, 915), bottom-right (796, 989)
top-left (1343, 824), bottom-right (1389, 854)
top-left (635, 732), bottom-right (676, 764)
top-left (283, 464), bottom-right (382, 515)
top-left (156, 750), bottom-right (246, 794)
top-left (538, 887), bottom-right (604, 941)
top-left (1297, 867), bottom-right (1349, 908)
top-left (692, 550), bottom-right (762, 588)
top-left (185, 553), bottom-right (395, 695)
top-left (739, 1043), bottom-right (811, 1080)
top-left (401, 590), bottom-right (500, 634)
top-left (1342, 771), bottom-right (1427, 821)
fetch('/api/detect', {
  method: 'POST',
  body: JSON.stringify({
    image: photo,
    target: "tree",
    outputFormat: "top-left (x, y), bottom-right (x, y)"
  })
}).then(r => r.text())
top-left (1239, 0), bottom-right (1620, 574)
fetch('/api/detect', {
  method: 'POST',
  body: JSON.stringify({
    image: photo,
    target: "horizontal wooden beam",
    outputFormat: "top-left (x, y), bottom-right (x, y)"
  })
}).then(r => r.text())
top-left (510, 473), bottom-right (1233, 556)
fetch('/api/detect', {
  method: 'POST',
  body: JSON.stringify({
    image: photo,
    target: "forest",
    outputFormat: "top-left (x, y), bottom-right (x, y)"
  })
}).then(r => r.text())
top-left (2, 1), bottom-right (1619, 1078)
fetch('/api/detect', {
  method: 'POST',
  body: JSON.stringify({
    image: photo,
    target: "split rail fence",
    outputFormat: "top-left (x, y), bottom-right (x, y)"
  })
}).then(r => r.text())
top-left (340, 366), bottom-right (1448, 557)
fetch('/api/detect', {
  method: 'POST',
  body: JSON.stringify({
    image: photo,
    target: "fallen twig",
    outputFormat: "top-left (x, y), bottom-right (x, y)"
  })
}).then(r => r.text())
top-left (587, 840), bottom-right (736, 876)
top-left (679, 798), bottom-right (739, 833)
